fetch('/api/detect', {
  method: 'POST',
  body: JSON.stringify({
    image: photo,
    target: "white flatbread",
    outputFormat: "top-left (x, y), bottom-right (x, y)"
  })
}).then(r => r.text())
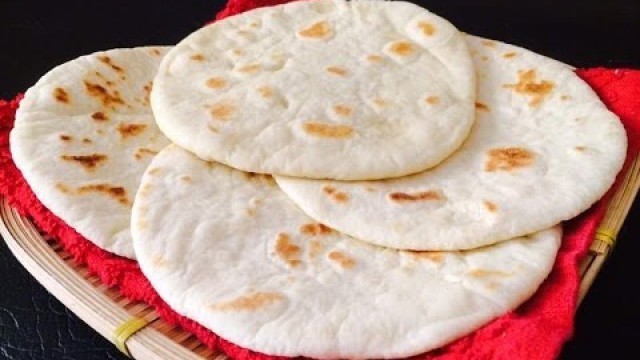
top-left (275, 35), bottom-right (627, 251)
top-left (132, 144), bottom-right (561, 359)
top-left (151, 0), bottom-right (475, 180)
top-left (11, 47), bottom-right (171, 259)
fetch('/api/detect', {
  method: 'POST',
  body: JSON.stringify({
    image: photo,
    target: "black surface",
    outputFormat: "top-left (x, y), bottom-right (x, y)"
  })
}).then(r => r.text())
top-left (1, 0), bottom-right (639, 359)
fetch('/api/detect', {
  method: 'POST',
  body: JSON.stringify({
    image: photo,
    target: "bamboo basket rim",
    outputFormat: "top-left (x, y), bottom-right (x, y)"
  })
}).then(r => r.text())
top-left (0, 155), bottom-right (638, 359)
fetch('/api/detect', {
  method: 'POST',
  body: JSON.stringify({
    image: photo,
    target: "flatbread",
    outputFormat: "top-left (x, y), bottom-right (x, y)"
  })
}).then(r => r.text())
top-left (150, 0), bottom-right (475, 180)
top-left (132, 144), bottom-right (561, 359)
top-left (11, 47), bottom-right (171, 259)
top-left (275, 35), bottom-right (627, 251)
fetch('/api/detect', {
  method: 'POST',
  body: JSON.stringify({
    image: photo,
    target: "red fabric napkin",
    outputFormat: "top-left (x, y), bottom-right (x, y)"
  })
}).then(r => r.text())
top-left (1, 0), bottom-right (639, 358)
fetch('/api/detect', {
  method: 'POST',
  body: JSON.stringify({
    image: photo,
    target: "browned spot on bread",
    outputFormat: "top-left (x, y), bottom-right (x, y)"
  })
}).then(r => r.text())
top-left (481, 40), bottom-right (497, 48)
top-left (484, 200), bottom-right (498, 213)
top-left (373, 98), bottom-right (387, 107)
top-left (243, 172), bottom-right (276, 186)
top-left (326, 66), bottom-right (348, 77)
top-left (61, 154), bottom-right (107, 171)
top-left (575, 146), bottom-right (587, 152)
top-left (475, 102), bottom-right (490, 111)
top-left (418, 21), bottom-right (436, 36)
top-left (205, 77), bottom-right (227, 89)
top-left (207, 124), bottom-right (219, 133)
top-left (147, 167), bottom-right (162, 175)
top-left (209, 102), bottom-right (236, 120)
top-left (327, 250), bottom-right (355, 269)
top-left (257, 86), bottom-right (273, 98)
top-left (388, 190), bottom-right (443, 203)
top-left (366, 54), bottom-right (383, 63)
top-left (502, 52), bottom-right (518, 59)
top-left (59, 134), bottom-right (73, 142)
top-left (53, 88), bottom-right (70, 104)
top-left (322, 186), bottom-right (348, 202)
top-left (180, 175), bottom-right (192, 182)
top-left (142, 82), bottom-right (153, 104)
top-left (480, 55), bottom-right (489, 61)
top-left (302, 122), bottom-right (354, 139)
top-left (84, 81), bottom-right (125, 108)
top-left (58, 183), bottom-right (129, 205)
top-left (232, 48), bottom-right (245, 56)
top-left (408, 251), bottom-right (444, 263)
top-left (117, 123), bottom-right (147, 138)
top-left (333, 192), bottom-right (349, 203)
top-left (237, 64), bottom-right (261, 74)
top-left (425, 96), bottom-right (440, 105)
top-left (561, 95), bottom-right (572, 101)
top-left (82, 138), bottom-right (92, 144)
top-left (190, 54), bottom-right (206, 61)
top-left (389, 41), bottom-right (415, 56)
top-left (298, 21), bottom-right (332, 39)
top-left (274, 233), bottom-right (301, 267)
top-left (134, 148), bottom-right (158, 160)
top-left (309, 240), bottom-right (323, 260)
top-left (249, 21), bottom-right (261, 28)
top-left (469, 268), bottom-right (511, 278)
top-left (210, 291), bottom-right (284, 312)
top-left (300, 223), bottom-right (334, 236)
top-left (55, 183), bottom-right (71, 194)
top-left (333, 105), bottom-right (353, 117)
top-left (485, 147), bottom-right (535, 172)
top-left (150, 48), bottom-right (162, 56)
top-left (504, 69), bottom-right (555, 107)
top-left (323, 185), bottom-right (336, 195)
top-left (91, 111), bottom-right (109, 121)
top-left (98, 55), bottom-right (125, 73)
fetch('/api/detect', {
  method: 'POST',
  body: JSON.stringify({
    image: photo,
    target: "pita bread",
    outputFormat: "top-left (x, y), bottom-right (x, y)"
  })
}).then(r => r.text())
top-left (150, 0), bottom-right (475, 180)
top-left (275, 35), bottom-right (627, 251)
top-left (11, 47), bottom-right (171, 259)
top-left (131, 144), bottom-right (561, 359)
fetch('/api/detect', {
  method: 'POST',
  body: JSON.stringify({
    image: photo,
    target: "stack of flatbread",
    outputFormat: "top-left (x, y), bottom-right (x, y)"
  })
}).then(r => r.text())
top-left (10, 0), bottom-right (627, 358)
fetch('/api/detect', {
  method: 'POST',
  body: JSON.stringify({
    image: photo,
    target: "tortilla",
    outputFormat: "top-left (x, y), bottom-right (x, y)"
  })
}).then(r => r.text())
top-left (150, 0), bottom-right (475, 180)
top-left (11, 46), bottom-right (170, 259)
top-left (131, 144), bottom-right (561, 359)
top-left (275, 35), bottom-right (627, 251)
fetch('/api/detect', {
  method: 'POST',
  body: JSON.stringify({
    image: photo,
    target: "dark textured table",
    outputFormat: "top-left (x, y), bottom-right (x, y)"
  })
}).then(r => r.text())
top-left (1, 0), bottom-right (639, 359)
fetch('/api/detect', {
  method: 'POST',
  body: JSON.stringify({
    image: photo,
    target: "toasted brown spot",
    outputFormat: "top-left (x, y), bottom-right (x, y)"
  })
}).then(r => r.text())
top-left (504, 69), bottom-right (555, 107)
top-left (484, 200), bottom-right (498, 213)
top-left (142, 82), bottom-right (153, 104)
top-left (481, 40), bottom-right (497, 48)
top-left (210, 292), bottom-right (284, 312)
top-left (333, 105), bottom-right (353, 117)
top-left (59, 134), bottom-right (73, 142)
top-left (207, 124), bottom-right (219, 133)
top-left (117, 123), bottom-right (147, 138)
top-left (237, 64), bottom-right (261, 74)
top-left (327, 251), bottom-right (355, 269)
top-left (91, 111), bottom-right (109, 121)
top-left (97, 55), bottom-right (125, 73)
top-left (82, 138), bottom-right (92, 144)
top-left (61, 154), bottom-right (107, 171)
top-left (298, 21), bottom-right (332, 39)
top-left (366, 54), bottom-right (383, 63)
top-left (575, 146), bottom-right (587, 152)
top-left (303, 122), bottom-right (354, 139)
top-left (257, 86), bottom-right (274, 98)
top-left (326, 66), bottom-right (348, 77)
top-left (469, 268), bottom-right (511, 278)
top-left (59, 183), bottom-right (129, 205)
top-left (249, 21), bottom-right (261, 28)
top-left (134, 148), bottom-right (158, 160)
top-left (389, 41), bottom-right (415, 56)
top-left (274, 233), bottom-right (301, 267)
top-left (147, 167), bottom-right (161, 176)
top-left (209, 102), bottom-right (236, 121)
top-left (388, 190), bottom-right (443, 203)
top-left (243, 172), bottom-right (276, 186)
top-left (480, 55), bottom-right (489, 61)
top-left (232, 48), bottom-right (245, 56)
top-left (309, 240), bottom-right (323, 260)
top-left (84, 81), bottom-right (125, 108)
top-left (373, 98), bottom-right (387, 107)
top-left (322, 186), bottom-right (349, 203)
top-left (475, 102), bottom-right (490, 112)
top-left (408, 251), bottom-right (444, 263)
top-left (150, 48), bottom-right (162, 56)
top-left (503, 52), bottom-right (518, 59)
top-left (425, 96), bottom-right (440, 105)
top-left (190, 54), bottom-right (205, 61)
top-left (561, 95), bottom-right (572, 101)
top-left (179, 175), bottom-right (192, 183)
top-left (53, 88), bottom-right (70, 104)
top-left (323, 186), bottom-right (336, 195)
top-left (485, 147), bottom-right (535, 172)
top-left (205, 77), bottom-right (227, 89)
top-left (418, 21), bottom-right (436, 36)
top-left (300, 223), bottom-right (334, 236)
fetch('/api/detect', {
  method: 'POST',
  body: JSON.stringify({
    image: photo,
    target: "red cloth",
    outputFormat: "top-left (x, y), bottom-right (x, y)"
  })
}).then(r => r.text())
top-left (1, 0), bottom-right (639, 357)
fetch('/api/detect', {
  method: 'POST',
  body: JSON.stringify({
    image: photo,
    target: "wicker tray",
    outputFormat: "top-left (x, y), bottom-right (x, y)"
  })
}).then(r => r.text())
top-left (1, 156), bottom-right (638, 359)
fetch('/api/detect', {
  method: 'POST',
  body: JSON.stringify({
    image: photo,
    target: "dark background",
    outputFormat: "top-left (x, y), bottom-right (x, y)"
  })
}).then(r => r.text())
top-left (1, 0), bottom-right (639, 359)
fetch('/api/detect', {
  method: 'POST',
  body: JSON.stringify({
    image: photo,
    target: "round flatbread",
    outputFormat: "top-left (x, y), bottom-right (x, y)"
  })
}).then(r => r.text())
top-left (11, 47), bottom-right (171, 259)
top-left (132, 145), bottom-right (561, 359)
top-left (151, 0), bottom-right (475, 180)
top-left (275, 35), bottom-right (627, 251)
